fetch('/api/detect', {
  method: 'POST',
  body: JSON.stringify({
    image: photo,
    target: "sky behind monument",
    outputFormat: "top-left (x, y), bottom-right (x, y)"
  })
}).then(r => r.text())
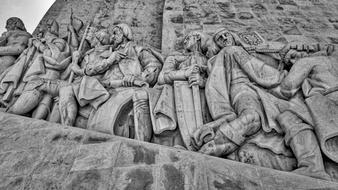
top-left (0, 0), bottom-right (55, 34)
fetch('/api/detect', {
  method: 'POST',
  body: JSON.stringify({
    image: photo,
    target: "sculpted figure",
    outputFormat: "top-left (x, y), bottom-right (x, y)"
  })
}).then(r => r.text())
top-left (155, 31), bottom-right (211, 149)
top-left (8, 19), bottom-right (71, 119)
top-left (192, 28), bottom-right (330, 180)
top-left (275, 45), bottom-right (338, 165)
top-left (0, 17), bottom-right (31, 75)
top-left (71, 24), bottom-right (163, 143)
top-left (58, 28), bottom-right (120, 126)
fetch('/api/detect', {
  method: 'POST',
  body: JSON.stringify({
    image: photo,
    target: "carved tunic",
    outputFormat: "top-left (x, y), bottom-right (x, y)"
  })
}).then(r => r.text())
top-left (158, 52), bottom-right (207, 85)
top-left (82, 42), bottom-right (161, 87)
top-left (24, 37), bottom-right (70, 81)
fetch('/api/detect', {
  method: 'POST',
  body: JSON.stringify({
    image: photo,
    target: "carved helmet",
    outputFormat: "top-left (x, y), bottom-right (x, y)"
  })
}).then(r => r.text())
top-left (6, 17), bottom-right (27, 31)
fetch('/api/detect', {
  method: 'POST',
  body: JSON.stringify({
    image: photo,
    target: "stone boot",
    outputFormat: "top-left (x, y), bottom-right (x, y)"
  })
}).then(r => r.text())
top-left (133, 90), bottom-right (153, 142)
top-left (277, 111), bottom-right (331, 181)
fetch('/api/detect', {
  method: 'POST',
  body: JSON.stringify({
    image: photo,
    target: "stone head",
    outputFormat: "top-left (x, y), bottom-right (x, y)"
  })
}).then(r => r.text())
top-left (46, 19), bottom-right (59, 36)
top-left (38, 19), bottom-right (59, 39)
top-left (90, 29), bottom-right (110, 48)
top-left (110, 23), bottom-right (133, 47)
top-left (213, 28), bottom-right (235, 48)
top-left (183, 31), bottom-right (204, 52)
top-left (6, 17), bottom-right (26, 32)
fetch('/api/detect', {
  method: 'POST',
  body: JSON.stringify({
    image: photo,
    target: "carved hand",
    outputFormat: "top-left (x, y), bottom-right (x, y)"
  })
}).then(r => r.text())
top-left (28, 38), bottom-right (35, 48)
top-left (188, 73), bottom-right (205, 88)
top-left (184, 65), bottom-right (200, 79)
top-left (284, 49), bottom-right (309, 64)
top-left (191, 126), bottom-right (216, 150)
top-left (198, 130), bottom-right (238, 157)
top-left (72, 50), bottom-right (82, 62)
top-left (108, 51), bottom-right (126, 64)
top-left (70, 63), bottom-right (84, 76)
top-left (122, 75), bottom-right (135, 87)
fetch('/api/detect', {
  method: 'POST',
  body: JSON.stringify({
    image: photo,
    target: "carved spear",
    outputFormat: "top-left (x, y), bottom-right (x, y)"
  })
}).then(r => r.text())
top-left (67, 18), bottom-right (92, 83)
top-left (67, 8), bottom-right (73, 45)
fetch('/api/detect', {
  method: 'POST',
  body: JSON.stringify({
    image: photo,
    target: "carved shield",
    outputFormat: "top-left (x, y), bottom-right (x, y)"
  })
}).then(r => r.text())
top-left (87, 89), bottom-right (134, 136)
top-left (174, 81), bottom-right (202, 150)
top-left (236, 31), bottom-right (265, 47)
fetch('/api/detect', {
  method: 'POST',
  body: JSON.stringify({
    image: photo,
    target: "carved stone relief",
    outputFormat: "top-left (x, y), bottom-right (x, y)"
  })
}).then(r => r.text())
top-left (2, 0), bottom-right (338, 184)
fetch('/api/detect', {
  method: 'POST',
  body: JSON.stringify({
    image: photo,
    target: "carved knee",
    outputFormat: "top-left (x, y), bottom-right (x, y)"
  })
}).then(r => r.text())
top-left (239, 109), bottom-right (261, 135)
top-left (9, 89), bottom-right (42, 115)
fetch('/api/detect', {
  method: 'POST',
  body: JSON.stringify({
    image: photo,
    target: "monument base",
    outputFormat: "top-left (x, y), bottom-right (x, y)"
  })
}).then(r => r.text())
top-left (0, 112), bottom-right (337, 189)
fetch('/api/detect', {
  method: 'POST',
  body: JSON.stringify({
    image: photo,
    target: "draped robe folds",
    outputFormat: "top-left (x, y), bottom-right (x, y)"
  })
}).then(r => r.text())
top-left (281, 55), bottom-right (338, 163)
top-left (0, 37), bottom-right (70, 97)
top-left (205, 46), bottom-right (314, 156)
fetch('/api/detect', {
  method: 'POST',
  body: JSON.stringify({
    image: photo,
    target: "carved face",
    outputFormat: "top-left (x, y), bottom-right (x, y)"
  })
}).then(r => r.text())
top-left (86, 27), bottom-right (97, 44)
top-left (37, 20), bottom-right (58, 40)
top-left (90, 35), bottom-right (100, 48)
top-left (5, 17), bottom-right (24, 31)
top-left (110, 26), bottom-right (124, 47)
top-left (183, 33), bottom-right (200, 52)
top-left (214, 31), bottom-right (234, 48)
top-left (90, 30), bottom-right (110, 48)
top-left (5, 21), bottom-right (15, 31)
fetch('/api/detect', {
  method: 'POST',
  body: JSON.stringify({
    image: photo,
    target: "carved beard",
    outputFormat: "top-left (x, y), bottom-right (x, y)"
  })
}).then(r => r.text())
top-left (216, 33), bottom-right (234, 48)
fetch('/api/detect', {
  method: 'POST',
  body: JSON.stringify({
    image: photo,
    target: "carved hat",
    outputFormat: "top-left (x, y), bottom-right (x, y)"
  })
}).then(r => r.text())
top-left (113, 23), bottom-right (133, 41)
top-left (6, 17), bottom-right (26, 31)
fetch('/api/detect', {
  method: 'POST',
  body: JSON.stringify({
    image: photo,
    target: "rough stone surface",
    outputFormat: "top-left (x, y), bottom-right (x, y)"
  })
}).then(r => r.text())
top-left (2, 0), bottom-right (338, 189)
top-left (33, 0), bottom-right (164, 50)
top-left (162, 0), bottom-right (338, 54)
top-left (0, 112), bottom-right (338, 189)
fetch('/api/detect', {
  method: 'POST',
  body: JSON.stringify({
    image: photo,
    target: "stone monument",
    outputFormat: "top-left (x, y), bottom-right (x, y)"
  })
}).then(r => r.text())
top-left (1, 0), bottom-right (338, 189)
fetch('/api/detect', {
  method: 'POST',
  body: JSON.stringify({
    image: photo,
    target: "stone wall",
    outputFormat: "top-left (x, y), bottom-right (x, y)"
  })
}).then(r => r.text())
top-left (162, 0), bottom-right (338, 54)
top-left (1, 112), bottom-right (338, 189)
top-left (37, 0), bottom-right (338, 54)
top-left (33, 0), bottom-right (164, 50)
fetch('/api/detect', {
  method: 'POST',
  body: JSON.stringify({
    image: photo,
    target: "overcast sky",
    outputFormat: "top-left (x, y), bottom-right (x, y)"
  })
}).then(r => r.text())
top-left (0, 0), bottom-right (55, 34)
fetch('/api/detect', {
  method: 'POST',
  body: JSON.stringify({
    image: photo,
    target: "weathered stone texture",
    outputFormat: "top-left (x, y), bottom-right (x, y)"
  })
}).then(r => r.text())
top-left (0, 112), bottom-right (338, 189)
top-left (162, 0), bottom-right (338, 54)
top-left (33, 0), bottom-right (164, 50)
